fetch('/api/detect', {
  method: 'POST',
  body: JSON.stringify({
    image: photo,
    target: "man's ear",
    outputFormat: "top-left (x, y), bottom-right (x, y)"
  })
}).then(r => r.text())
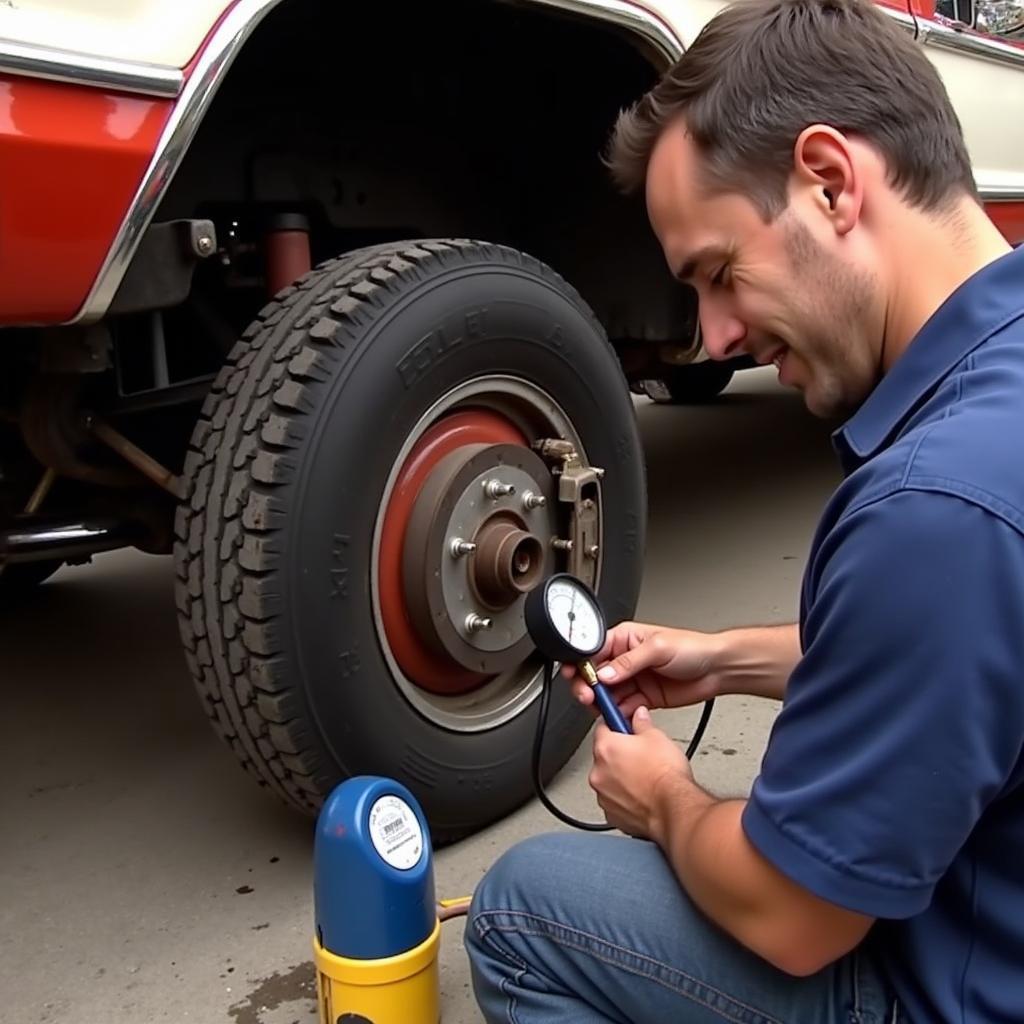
top-left (792, 126), bottom-right (862, 236)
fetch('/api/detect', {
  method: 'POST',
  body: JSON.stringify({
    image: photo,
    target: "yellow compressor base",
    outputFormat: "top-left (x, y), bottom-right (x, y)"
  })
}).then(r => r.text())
top-left (314, 918), bottom-right (442, 1024)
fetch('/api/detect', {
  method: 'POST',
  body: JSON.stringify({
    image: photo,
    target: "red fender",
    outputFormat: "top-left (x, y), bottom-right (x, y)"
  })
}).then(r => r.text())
top-left (0, 76), bottom-right (171, 324)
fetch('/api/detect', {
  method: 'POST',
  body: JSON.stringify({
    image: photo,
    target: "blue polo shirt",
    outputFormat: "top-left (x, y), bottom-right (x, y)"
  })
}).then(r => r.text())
top-left (742, 244), bottom-right (1024, 1023)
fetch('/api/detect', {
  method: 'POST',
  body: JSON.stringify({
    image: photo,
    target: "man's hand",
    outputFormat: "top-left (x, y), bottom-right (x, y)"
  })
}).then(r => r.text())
top-left (566, 622), bottom-right (723, 720)
top-left (566, 621), bottom-right (801, 714)
top-left (588, 706), bottom-right (711, 838)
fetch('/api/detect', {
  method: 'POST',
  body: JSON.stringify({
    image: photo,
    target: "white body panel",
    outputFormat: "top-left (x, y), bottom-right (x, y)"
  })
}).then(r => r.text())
top-left (0, 0), bottom-right (229, 69)
top-left (921, 42), bottom-right (1024, 193)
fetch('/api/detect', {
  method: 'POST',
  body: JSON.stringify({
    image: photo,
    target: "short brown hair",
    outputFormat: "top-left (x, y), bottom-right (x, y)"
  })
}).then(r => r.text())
top-left (607, 0), bottom-right (977, 217)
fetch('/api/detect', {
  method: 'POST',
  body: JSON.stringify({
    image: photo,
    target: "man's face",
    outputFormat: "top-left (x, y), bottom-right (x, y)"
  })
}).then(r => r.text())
top-left (645, 125), bottom-right (882, 418)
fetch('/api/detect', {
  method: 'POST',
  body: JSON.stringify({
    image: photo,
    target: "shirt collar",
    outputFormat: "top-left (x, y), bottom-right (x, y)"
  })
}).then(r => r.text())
top-left (835, 245), bottom-right (1024, 469)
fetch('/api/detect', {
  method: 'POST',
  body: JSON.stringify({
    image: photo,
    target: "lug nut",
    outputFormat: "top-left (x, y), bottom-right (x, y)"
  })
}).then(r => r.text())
top-left (465, 613), bottom-right (493, 633)
top-left (450, 538), bottom-right (477, 557)
top-left (483, 479), bottom-right (516, 499)
top-left (522, 490), bottom-right (547, 510)
top-left (586, 544), bottom-right (600, 559)
top-left (594, 467), bottom-right (606, 480)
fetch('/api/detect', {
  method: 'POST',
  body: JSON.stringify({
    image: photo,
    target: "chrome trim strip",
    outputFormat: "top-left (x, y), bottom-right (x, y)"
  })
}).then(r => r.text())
top-left (979, 186), bottom-right (1024, 201)
top-left (920, 17), bottom-right (1024, 69)
top-left (520, 0), bottom-right (683, 64)
top-left (0, 38), bottom-right (182, 97)
top-left (881, 6), bottom-right (1024, 68)
top-left (72, 0), bottom-right (287, 323)
top-left (73, 0), bottom-right (683, 323)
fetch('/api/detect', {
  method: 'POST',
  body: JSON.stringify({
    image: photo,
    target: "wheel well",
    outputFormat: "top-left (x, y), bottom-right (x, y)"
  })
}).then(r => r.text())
top-left (154, 0), bottom-right (697, 347)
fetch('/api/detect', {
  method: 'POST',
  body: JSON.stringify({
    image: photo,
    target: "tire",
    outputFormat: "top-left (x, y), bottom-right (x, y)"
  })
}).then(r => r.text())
top-left (644, 361), bottom-right (735, 404)
top-left (174, 239), bottom-right (646, 840)
top-left (0, 559), bottom-right (63, 596)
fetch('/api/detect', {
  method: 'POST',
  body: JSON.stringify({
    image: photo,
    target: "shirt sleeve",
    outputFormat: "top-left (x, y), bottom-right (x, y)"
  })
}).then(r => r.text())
top-left (742, 488), bottom-right (1024, 918)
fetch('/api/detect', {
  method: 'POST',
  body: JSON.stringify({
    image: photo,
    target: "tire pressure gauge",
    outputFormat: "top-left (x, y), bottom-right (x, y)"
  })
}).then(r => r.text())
top-left (524, 573), bottom-right (632, 734)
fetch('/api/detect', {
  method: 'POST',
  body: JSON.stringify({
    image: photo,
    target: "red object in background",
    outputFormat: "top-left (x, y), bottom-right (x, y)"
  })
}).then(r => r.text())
top-left (0, 75), bottom-right (171, 324)
top-left (875, 0), bottom-right (935, 15)
top-left (986, 203), bottom-right (1024, 246)
top-left (265, 214), bottom-right (313, 296)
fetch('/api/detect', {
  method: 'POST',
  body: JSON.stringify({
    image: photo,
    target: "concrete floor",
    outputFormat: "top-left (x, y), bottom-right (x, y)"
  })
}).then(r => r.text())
top-left (0, 368), bottom-right (841, 1024)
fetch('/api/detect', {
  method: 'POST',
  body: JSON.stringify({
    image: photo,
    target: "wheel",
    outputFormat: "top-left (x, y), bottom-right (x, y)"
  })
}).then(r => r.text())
top-left (174, 239), bottom-right (646, 840)
top-left (643, 361), bottom-right (735, 404)
top-left (0, 559), bottom-right (63, 595)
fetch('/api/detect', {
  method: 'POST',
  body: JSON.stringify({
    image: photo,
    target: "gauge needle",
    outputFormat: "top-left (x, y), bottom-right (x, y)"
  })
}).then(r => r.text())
top-left (568, 592), bottom-right (577, 643)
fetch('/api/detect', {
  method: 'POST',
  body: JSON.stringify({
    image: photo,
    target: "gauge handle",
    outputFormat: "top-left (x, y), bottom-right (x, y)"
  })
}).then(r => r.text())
top-left (580, 661), bottom-right (632, 735)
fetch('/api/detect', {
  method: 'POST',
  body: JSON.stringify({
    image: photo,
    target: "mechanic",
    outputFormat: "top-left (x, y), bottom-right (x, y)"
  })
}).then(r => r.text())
top-left (463, 0), bottom-right (1024, 1020)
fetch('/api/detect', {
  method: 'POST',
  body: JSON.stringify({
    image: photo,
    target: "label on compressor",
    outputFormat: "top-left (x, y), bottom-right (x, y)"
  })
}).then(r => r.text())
top-left (368, 795), bottom-right (424, 871)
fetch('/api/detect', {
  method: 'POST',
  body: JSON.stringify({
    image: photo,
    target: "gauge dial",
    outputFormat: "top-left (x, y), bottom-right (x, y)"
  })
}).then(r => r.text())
top-left (524, 574), bottom-right (629, 733)
top-left (545, 577), bottom-right (602, 656)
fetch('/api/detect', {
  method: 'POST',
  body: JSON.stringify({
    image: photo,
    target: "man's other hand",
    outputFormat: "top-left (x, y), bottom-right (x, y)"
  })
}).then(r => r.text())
top-left (565, 622), bottom-right (722, 719)
top-left (588, 707), bottom-right (708, 838)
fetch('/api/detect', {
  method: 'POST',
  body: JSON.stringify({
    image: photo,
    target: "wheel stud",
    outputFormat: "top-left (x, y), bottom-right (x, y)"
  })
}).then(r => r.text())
top-left (483, 479), bottom-right (516, 499)
top-left (465, 613), bottom-right (493, 633)
top-left (450, 538), bottom-right (477, 558)
top-left (522, 490), bottom-right (546, 510)
top-left (551, 538), bottom-right (573, 552)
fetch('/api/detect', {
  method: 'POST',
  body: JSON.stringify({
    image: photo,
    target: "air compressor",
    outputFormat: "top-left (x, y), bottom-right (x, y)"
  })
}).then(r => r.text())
top-left (312, 775), bottom-right (443, 1024)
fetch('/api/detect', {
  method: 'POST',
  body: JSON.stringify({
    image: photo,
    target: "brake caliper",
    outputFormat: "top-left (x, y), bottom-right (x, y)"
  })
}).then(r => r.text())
top-left (532, 439), bottom-right (603, 589)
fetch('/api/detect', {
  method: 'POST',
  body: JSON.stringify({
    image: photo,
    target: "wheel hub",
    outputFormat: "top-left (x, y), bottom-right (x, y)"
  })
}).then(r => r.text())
top-left (472, 514), bottom-right (545, 609)
top-left (403, 443), bottom-right (557, 678)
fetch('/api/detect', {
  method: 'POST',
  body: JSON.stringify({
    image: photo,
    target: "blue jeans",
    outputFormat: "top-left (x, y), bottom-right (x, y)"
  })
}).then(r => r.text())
top-left (465, 832), bottom-right (898, 1024)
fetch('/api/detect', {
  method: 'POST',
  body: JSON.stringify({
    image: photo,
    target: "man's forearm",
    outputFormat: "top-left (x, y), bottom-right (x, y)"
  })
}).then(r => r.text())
top-left (649, 773), bottom-right (872, 975)
top-left (648, 782), bottom-right (769, 948)
top-left (709, 623), bottom-right (800, 701)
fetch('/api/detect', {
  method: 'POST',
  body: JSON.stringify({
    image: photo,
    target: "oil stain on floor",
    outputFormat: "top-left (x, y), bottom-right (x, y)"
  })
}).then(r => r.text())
top-left (228, 962), bottom-right (317, 1024)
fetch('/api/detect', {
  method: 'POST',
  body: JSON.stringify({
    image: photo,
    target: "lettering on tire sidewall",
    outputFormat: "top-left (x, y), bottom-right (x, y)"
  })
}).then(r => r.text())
top-left (397, 308), bottom-right (489, 389)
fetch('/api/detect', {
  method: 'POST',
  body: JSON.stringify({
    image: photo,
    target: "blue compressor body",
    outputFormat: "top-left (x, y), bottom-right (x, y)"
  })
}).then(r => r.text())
top-left (313, 776), bottom-right (442, 1023)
